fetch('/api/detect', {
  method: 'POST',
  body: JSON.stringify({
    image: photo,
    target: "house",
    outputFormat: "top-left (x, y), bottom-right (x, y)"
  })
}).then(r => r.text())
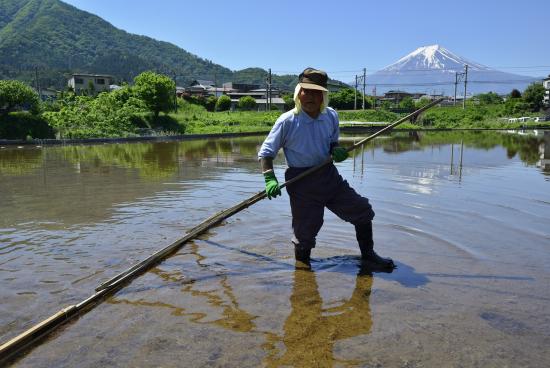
top-left (222, 82), bottom-right (260, 92)
top-left (543, 75), bottom-right (550, 108)
top-left (185, 80), bottom-right (216, 97)
top-left (38, 88), bottom-right (58, 101)
top-left (175, 86), bottom-right (186, 98)
top-left (383, 90), bottom-right (413, 103)
top-left (411, 92), bottom-right (428, 101)
top-left (67, 74), bottom-right (113, 95)
top-left (226, 88), bottom-right (284, 111)
top-left (182, 79), bottom-right (286, 110)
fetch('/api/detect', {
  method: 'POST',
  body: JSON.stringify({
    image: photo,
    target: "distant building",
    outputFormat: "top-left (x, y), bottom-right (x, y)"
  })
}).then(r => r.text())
top-left (175, 86), bottom-right (186, 98)
top-left (543, 75), bottom-right (550, 108)
top-left (182, 79), bottom-right (287, 110)
top-left (184, 80), bottom-right (216, 97)
top-left (37, 87), bottom-right (58, 101)
top-left (67, 74), bottom-right (113, 95)
top-left (383, 90), bottom-right (413, 103)
top-left (411, 92), bottom-right (428, 101)
top-left (226, 88), bottom-right (284, 111)
top-left (222, 82), bottom-right (260, 92)
top-left (183, 80), bottom-right (232, 98)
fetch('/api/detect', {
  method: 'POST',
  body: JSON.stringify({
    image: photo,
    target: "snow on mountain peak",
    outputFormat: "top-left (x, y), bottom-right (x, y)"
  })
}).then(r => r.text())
top-left (382, 44), bottom-right (490, 72)
top-left (366, 45), bottom-right (535, 96)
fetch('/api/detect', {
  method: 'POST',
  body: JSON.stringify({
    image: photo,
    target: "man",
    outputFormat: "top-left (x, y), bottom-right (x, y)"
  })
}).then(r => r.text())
top-left (258, 67), bottom-right (394, 269)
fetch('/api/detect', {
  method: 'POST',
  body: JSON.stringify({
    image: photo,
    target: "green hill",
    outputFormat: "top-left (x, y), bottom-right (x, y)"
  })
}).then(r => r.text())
top-left (0, 0), bottom-right (301, 90)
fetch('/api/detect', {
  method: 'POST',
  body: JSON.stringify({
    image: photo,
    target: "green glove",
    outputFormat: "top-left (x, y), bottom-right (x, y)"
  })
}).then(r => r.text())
top-left (331, 146), bottom-right (349, 162)
top-left (263, 171), bottom-right (281, 199)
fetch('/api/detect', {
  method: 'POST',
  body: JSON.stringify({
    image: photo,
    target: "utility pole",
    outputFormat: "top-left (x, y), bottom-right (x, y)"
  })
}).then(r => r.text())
top-left (265, 73), bottom-right (269, 111)
top-left (463, 64), bottom-right (468, 110)
top-left (362, 68), bottom-right (366, 110)
top-left (173, 74), bottom-right (178, 113)
top-left (354, 75), bottom-right (358, 110)
top-left (214, 71), bottom-right (217, 97)
top-left (34, 67), bottom-right (41, 99)
top-left (455, 68), bottom-right (467, 108)
top-left (268, 68), bottom-right (272, 111)
top-left (454, 72), bottom-right (458, 106)
top-left (373, 85), bottom-right (377, 109)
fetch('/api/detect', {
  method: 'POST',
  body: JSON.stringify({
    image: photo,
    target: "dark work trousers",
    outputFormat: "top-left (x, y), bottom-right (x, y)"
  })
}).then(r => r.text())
top-left (285, 163), bottom-right (375, 250)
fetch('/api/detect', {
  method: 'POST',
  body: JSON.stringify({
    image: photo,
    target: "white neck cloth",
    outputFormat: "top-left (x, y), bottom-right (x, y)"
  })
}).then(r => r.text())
top-left (292, 84), bottom-right (329, 115)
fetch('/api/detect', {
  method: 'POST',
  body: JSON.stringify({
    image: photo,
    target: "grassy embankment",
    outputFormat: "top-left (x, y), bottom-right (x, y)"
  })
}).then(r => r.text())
top-left (340, 104), bottom-right (549, 130)
top-left (166, 101), bottom-right (279, 134)
top-left (164, 100), bottom-right (549, 135)
top-left (166, 101), bottom-right (413, 134)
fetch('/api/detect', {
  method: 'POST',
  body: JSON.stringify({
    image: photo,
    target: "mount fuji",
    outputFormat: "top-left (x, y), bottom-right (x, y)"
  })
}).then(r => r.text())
top-left (365, 45), bottom-right (537, 96)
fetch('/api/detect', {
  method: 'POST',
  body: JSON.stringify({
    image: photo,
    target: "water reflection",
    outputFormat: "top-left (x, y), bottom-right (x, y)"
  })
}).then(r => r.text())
top-left (0, 136), bottom-right (266, 179)
top-left (264, 269), bottom-right (373, 367)
top-left (343, 130), bottom-right (548, 172)
top-left (3, 130), bottom-right (550, 367)
top-left (1, 131), bottom-right (549, 180)
top-left (0, 146), bottom-right (43, 176)
top-left (109, 241), bottom-right (259, 333)
top-left (106, 240), bottom-right (383, 367)
top-left (538, 130), bottom-right (550, 174)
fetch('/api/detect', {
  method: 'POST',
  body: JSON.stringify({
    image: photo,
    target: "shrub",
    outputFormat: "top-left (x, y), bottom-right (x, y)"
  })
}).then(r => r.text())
top-left (238, 96), bottom-right (257, 111)
top-left (205, 96), bottom-right (217, 112)
top-left (0, 80), bottom-right (40, 115)
top-left (43, 92), bottom-right (145, 138)
top-left (216, 95), bottom-right (232, 111)
top-left (0, 112), bottom-right (55, 140)
top-left (522, 82), bottom-right (545, 111)
top-left (399, 97), bottom-right (415, 111)
top-left (134, 71), bottom-right (175, 118)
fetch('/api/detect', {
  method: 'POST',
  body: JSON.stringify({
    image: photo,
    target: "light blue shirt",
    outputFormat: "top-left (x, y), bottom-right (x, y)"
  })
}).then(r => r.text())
top-left (258, 107), bottom-right (340, 168)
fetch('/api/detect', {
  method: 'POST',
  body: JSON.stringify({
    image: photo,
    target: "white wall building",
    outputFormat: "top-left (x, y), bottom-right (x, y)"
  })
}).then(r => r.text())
top-left (67, 74), bottom-right (113, 95)
top-left (543, 75), bottom-right (550, 108)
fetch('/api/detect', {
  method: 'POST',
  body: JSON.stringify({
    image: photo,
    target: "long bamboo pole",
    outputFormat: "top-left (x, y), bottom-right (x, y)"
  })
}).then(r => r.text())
top-left (0, 98), bottom-right (443, 364)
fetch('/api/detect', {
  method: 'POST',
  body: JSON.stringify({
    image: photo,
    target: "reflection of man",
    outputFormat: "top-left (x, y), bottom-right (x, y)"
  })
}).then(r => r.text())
top-left (264, 269), bottom-right (373, 367)
top-left (258, 67), bottom-right (393, 269)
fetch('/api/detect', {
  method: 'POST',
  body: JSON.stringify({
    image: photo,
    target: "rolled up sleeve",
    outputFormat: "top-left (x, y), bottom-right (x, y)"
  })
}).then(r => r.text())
top-left (258, 118), bottom-right (284, 159)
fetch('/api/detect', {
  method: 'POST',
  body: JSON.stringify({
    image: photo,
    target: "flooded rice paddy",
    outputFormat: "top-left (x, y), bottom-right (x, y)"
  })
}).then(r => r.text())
top-left (1, 130), bottom-right (550, 367)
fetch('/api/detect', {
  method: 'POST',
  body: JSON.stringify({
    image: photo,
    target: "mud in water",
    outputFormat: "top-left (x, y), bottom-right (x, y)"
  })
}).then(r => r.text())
top-left (1, 130), bottom-right (550, 367)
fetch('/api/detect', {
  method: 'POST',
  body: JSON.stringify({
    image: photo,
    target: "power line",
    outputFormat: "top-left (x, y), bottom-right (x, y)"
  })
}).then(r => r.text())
top-left (364, 79), bottom-right (539, 87)
top-left (273, 65), bottom-right (549, 76)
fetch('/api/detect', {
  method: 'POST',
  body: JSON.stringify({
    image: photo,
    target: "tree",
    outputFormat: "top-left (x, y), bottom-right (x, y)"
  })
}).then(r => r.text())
top-left (0, 80), bottom-right (40, 115)
top-left (415, 97), bottom-right (431, 109)
top-left (87, 80), bottom-right (95, 96)
top-left (477, 92), bottom-right (503, 105)
top-left (216, 95), bottom-right (231, 111)
top-left (238, 95), bottom-right (257, 111)
top-left (522, 82), bottom-right (545, 111)
top-left (205, 96), bottom-right (217, 112)
top-left (282, 93), bottom-right (295, 110)
top-left (504, 98), bottom-right (529, 115)
top-left (510, 89), bottom-right (522, 99)
top-left (133, 71), bottom-right (175, 118)
top-left (329, 88), bottom-right (371, 110)
top-left (380, 100), bottom-right (392, 110)
top-left (43, 91), bottom-right (144, 138)
top-left (398, 96), bottom-right (415, 110)
top-left (329, 88), bottom-right (355, 109)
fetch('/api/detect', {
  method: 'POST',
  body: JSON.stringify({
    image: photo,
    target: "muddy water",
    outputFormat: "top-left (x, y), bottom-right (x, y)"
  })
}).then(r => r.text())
top-left (1, 131), bottom-right (549, 367)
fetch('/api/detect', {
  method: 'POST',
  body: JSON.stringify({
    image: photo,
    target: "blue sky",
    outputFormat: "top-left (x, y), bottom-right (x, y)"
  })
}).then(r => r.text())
top-left (62, 0), bottom-right (550, 79)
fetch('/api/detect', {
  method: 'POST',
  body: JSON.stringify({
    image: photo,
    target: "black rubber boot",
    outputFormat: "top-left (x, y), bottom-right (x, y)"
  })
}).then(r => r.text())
top-left (355, 221), bottom-right (395, 269)
top-left (294, 245), bottom-right (311, 265)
